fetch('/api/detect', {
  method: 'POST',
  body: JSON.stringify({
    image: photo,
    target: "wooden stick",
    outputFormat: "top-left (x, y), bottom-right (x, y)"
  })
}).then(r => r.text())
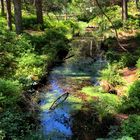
top-left (49, 92), bottom-right (70, 110)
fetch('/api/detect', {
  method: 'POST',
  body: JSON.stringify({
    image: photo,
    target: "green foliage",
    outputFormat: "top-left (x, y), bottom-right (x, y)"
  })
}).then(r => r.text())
top-left (16, 52), bottom-right (46, 78)
top-left (22, 15), bottom-right (37, 29)
top-left (81, 86), bottom-right (121, 118)
top-left (119, 52), bottom-right (138, 68)
top-left (106, 49), bottom-right (140, 68)
top-left (136, 57), bottom-right (140, 68)
top-left (0, 110), bottom-right (36, 140)
top-left (123, 17), bottom-right (140, 30)
top-left (0, 79), bottom-right (21, 107)
top-left (0, 31), bottom-right (34, 77)
top-left (99, 63), bottom-right (124, 86)
top-left (136, 58), bottom-right (140, 77)
top-left (94, 95), bottom-right (121, 118)
top-left (106, 50), bottom-right (120, 62)
top-left (118, 136), bottom-right (134, 140)
top-left (122, 80), bottom-right (140, 112)
top-left (120, 115), bottom-right (140, 139)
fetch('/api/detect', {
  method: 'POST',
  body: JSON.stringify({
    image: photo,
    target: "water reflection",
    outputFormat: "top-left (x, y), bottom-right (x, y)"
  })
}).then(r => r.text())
top-left (40, 77), bottom-right (72, 139)
top-left (39, 56), bottom-right (107, 139)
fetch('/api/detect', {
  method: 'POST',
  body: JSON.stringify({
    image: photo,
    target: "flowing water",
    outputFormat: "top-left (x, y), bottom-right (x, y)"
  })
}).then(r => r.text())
top-left (38, 38), bottom-right (107, 139)
top-left (38, 56), bottom-right (107, 139)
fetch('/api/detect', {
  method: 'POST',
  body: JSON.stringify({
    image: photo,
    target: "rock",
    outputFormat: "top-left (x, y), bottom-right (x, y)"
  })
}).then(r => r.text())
top-left (100, 80), bottom-right (117, 95)
top-left (100, 80), bottom-right (113, 92)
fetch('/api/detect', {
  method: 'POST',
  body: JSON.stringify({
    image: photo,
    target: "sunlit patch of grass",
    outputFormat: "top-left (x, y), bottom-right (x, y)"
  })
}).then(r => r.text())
top-left (81, 86), bottom-right (119, 101)
top-left (81, 86), bottom-right (122, 117)
top-left (67, 95), bottom-right (83, 111)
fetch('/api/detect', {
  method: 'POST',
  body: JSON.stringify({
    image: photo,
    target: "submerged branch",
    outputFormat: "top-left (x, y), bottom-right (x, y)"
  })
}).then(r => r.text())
top-left (49, 92), bottom-right (70, 110)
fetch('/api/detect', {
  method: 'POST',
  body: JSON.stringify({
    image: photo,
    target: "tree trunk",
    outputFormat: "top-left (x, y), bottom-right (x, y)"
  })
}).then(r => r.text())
top-left (13, 0), bottom-right (22, 34)
top-left (6, 0), bottom-right (12, 30)
top-left (35, 0), bottom-right (43, 24)
top-left (1, 0), bottom-right (5, 16)
top-left (136, 0), bottom-right (139, 9)
top-left (122, 0), bottom-right (128, 21)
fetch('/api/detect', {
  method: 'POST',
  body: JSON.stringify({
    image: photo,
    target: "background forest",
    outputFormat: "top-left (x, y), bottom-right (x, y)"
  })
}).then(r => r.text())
top-left (0, 0), bottom-right (140, 140)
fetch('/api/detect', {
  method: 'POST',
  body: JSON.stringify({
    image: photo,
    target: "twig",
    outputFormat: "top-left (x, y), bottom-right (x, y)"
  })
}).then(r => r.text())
top-left (63, 55), bottom-right (74, 60)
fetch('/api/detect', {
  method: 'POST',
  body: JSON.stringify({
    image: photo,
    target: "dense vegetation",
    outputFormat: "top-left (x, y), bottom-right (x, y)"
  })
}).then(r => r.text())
top-left (0, 0), bottom-right (140, 140)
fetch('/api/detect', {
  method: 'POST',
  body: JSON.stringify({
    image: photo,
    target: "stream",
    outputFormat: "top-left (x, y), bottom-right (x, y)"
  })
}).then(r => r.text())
top-left (38, 39), bottom-right (107, 139)
top-left (37, 55), bottom-right (105, 140)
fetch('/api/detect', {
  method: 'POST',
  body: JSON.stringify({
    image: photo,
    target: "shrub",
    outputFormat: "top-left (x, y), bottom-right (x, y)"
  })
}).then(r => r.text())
top-left (122, 80), bottom-right (140, 112)
top-left (22, 16), bottom-right (37, 29)
top-left (15, 53), bottom-right (46, 87)
top-left (106, 51), bottom-right (138, 68)
top-left (94, 95), bottom-right (121, 118)
top-left (119, 52), bottom-right (138, 67)
top-left (99, 63), bottom-right (124, 86)
top-left (0, 110), bottom-right (36, 140)
top-left (136, 57), bottom-right (140, 68)
top-left (120, 115), bottom-right (140, 139)
top-left (118, 136), bottom-right (134, 140)
top-left (106, 50), bottom-right (120, 62)
top-left (0, 79), bottom-right (22, 107)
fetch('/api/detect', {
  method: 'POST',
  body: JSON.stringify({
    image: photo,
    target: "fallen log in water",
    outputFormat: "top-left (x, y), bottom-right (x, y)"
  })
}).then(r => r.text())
top-left (49, 92), bottom-right (70, 110)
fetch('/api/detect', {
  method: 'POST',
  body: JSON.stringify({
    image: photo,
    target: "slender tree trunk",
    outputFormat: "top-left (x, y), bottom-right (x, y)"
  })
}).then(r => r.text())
top-left (1, 0), bottom-right (5, 16)
top-left (94, 0), bottom-right (127, 51)
top-left (35, 0), bottom-right (43, 24)
top-left (136, 0), bottom-right (139, 9)
top-left (122, 0), bottom-right (128, 21)
top-left (6, 0), bottom-right (12, 30)
top-left (13, 0), bottom-right (22, 34)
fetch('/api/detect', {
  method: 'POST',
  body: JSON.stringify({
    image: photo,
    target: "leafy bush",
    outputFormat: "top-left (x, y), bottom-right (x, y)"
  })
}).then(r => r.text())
top-left (15, 52), bottom-right (47, 87)
top-left (94, 95), bottom-right (121, 118)
top-left (123, 17), bottom-right (140, 30)
top-left (0, 110), bottom-right (36, 140)
top-left (99, 63), bottom-right (124, 86)
top-left (122, 80), bottom-right (140, 112)
top-left (120, 115), bottom-right (140, 139)
top-left (22, 16), bottom-right (37, 29)
top-left (106, 50), bottom-right (120, 62)
top-left (0, 79), bottom-right (22, 107)
top-left (136, 57), bottom-right (140, 68)
top-left (106, 50), bottom-right (138, 68)
top-left (119, 52), bottom-right (138, 67)
top-left (136, 58), bottom-right (140, 77)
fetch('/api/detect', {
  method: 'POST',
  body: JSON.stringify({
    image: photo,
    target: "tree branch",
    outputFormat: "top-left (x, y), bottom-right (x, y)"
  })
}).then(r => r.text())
top-left (94, 0), bottom-right (128, 51)
top-left (49, 92), bottom-right (70, 110)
